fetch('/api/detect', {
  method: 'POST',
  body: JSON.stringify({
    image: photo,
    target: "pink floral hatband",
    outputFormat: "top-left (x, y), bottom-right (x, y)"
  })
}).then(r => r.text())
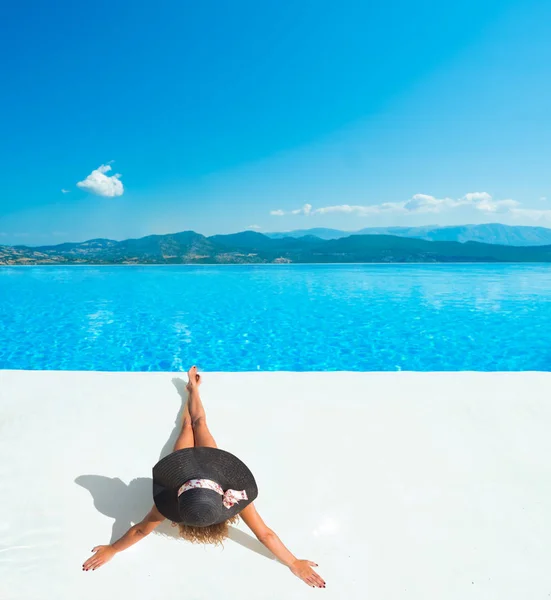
top-left (177, 478), bottom-right (248, 509)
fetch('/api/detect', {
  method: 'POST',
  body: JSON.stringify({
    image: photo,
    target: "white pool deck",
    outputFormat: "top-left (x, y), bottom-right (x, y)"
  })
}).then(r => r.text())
top-left (1, 370), bottom-right (551, 599)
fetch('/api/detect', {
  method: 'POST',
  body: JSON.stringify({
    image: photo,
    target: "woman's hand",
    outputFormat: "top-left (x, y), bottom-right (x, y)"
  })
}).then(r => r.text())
top-left (82, 545), bottom-right (117, 571)
top-left (289, 559), bottom-right (326, 588)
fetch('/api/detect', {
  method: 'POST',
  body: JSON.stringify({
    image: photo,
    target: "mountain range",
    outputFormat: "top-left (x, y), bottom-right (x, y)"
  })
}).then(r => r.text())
top-left (266, 223), bottom-right (551, 245)
top-left (3, 226), bottom-right (551, 265)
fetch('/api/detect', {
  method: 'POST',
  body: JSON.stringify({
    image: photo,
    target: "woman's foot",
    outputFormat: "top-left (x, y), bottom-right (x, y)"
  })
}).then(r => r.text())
top-left (186, 365), bottom-right (202, 391)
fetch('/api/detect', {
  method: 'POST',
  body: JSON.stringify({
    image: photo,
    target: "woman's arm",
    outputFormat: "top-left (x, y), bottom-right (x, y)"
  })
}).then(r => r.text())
top-left (239, 503), bottom-right (326, 588)
top-left (82, 505), bottom-right (164, 571)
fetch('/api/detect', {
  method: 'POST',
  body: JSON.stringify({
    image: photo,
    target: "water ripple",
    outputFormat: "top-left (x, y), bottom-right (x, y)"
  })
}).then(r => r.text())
top-left (1, 264), bottom-right (551, 371)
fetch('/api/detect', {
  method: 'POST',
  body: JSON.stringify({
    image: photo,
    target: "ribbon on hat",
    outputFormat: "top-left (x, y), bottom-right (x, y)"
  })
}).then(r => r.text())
top-left (221, 487), bottom-right (248, 509)
top-left (177, 478), bottom-right (248, 509)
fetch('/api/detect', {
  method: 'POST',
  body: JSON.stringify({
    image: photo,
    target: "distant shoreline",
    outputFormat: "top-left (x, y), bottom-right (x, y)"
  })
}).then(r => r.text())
top-left (4, 229), bottom-right (551, 264)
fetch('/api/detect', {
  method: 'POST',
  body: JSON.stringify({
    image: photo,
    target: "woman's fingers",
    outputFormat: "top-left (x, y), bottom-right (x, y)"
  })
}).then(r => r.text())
top-left (83, 559), bottom-right (97, 570)
top-left (305, 560), bottom-right (324, 586)
top-left (290, 559), bottom-right (325, 588)
top-left (306, 571), bottom-right (325, 588)
top-left (83, 550), bottom-right (105, 571)
top-left (83, 546), bottom-right (100, 569)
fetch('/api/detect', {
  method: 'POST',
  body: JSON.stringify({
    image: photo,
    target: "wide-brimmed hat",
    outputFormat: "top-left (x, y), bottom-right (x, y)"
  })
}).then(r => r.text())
top-left (152, 447), bottom-right (258, 526)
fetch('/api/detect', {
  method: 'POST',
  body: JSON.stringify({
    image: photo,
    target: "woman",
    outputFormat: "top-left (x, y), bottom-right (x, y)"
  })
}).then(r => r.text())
top-left (82, 366), bottom-right (326, 589)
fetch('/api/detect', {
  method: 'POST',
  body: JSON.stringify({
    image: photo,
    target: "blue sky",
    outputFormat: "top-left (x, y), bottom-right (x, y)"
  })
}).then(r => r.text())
top-left (1, 0), bottom-right (550, 245)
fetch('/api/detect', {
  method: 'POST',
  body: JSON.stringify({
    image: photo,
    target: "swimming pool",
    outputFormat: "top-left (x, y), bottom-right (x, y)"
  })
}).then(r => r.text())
top-left (1, 264), bottom-right (550, 371)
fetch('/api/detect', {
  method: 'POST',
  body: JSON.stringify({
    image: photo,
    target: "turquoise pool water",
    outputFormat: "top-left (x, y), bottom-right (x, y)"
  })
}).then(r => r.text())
top-left (1, 264), bottom-right (550, 371)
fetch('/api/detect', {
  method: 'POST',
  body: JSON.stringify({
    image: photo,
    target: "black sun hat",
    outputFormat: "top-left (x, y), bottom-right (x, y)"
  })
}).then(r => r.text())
top-left (152, 447), bottom-right (258, 526)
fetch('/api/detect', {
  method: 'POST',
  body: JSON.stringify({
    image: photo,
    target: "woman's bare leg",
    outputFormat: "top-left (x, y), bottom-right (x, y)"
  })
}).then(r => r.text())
top-left (186, 366), bottom-right (217, 448)
top-left (173, 393), bottom-right (195, 451)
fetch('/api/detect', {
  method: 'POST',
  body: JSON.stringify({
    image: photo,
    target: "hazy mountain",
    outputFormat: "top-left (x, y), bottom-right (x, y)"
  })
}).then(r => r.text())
top-left (266, 223), bottom-right (551, 246)
top-left (302, 234), bottom-right (551, 263)
top-left (3, 230), bottom-right (551, 264)
top-left (266, 227), bottom-right (347, 240)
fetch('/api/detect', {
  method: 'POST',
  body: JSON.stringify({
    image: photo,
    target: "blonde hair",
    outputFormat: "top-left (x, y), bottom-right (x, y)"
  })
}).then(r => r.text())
top-left (174, 514), bottom-right (240, 547)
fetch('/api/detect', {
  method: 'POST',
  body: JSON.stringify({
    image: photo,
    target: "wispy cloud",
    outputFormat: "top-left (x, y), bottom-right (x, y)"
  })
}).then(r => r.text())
top-left (271, 203), bottom-right (312, 216)
top-left (292, 203), bottom-right (312, 215)
top-left (270, 192), bottom-right (551, 221)
top-left (77, 164), bottom-right (124, 197)
top-left (61, 189), bottom-right (71, 194)
top-left (0, 232), bottom-right (30, 238)
top-left (247, 224), bottom-right (261, 230)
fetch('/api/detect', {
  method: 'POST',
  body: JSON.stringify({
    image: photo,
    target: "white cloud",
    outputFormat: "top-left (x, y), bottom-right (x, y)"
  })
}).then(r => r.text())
top-left (77, 164), bottom-right (124, 197)
top-left (461, 192), bottom-right (492, 203)
top-left (271, 203), bottom-right (313, 216)
top-left (291, 203), bottom-right (312, 215)
top-left (270, 192), bottom-right (551, 223)
top-left (61, 189), bottom-right (71, 194)
top-left (403, 194), bottom-right (454, 212)
top-left (313, 204), bottom-right (379, 215)
top-left (481, 198), bottom-right (520, 213)
top-left (540, 197), bottom-right (547, 201)
top-left (247, 224), bottom-right (261, 230)
top-left (399, 192), bottom-right (516, 214)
